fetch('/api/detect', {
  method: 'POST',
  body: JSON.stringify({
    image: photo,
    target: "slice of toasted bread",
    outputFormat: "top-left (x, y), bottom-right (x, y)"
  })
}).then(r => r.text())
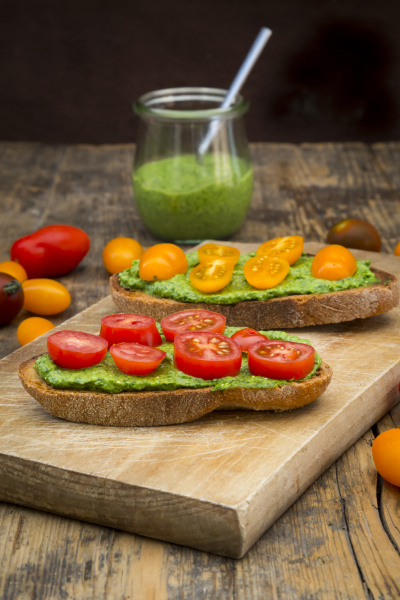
top-left (109, 266), bottom-right (399, 330)
top-left (18, 358), bottom-right (332, 427)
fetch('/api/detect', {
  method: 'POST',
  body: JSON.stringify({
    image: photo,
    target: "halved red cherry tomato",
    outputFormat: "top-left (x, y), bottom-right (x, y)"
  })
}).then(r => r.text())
top-left (311, 244), bottom-right (357, 280)
top-left (189, 259), bottom-right (234, 293)
top-left (110, 343), bottom-right (166, 375)
top-left (198, 243), bottom-right (240, 266)
top-left (47, 330), bottom-right (108, 369)
top-left (243, 255), bottom-right (290, 289)
top-left (100, 314), bottom-right (162, 348)
top-left (161, 309), bottom-right (226, 342)
top-left (174, 332), bottom-right (242, 380)
top-left (139, 244), bottom-right (188, 281)
top-left (257, 236), bottom-right (303, 265)
top-left (248, 340), bottom-right (315, 380)
top-left (231, 328), bottom-right (269, 352)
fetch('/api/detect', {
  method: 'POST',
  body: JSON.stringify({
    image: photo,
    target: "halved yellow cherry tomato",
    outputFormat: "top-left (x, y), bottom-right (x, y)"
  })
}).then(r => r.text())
top-left (244, 256), bottom-right (290, 289)
top-left (0, 260), bottom-right (28, 282)
top-left (189, 259), bottom-right (234, 293)
top-left (139, 244), bottom-right (188, 281)
top-left (102, 237), bottom-right (143, 274)
top-left (17, 317), bottom-right (55, 346)
top-left (198, 243), bottom-right (240, 266)
top-left (256, 236), bottom-right (304, 265)
top-left (311, 245), bottom-right (357, 280)
top-left (22, 278), bottom-right (71, 315)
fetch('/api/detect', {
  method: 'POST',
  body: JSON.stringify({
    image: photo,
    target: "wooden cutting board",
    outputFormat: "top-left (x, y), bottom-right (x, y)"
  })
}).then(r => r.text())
top-left (1, 242), bottom-right (400, 558)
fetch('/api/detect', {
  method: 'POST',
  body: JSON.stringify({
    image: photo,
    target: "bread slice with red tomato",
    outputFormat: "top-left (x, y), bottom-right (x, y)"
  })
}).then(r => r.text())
top-left (109, 265), bottom-right (399, 330)
top-left (18, 356), bottom-right (332, 427)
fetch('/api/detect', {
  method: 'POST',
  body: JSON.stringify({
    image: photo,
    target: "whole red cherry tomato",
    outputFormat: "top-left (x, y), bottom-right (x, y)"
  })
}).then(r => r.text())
top-left (0, 273), bottom-right (24, 326)
top-left (11, 225), bottom-right (90, 278)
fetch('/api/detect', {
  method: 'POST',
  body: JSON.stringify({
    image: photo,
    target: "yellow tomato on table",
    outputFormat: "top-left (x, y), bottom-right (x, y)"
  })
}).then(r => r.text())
top-left (102, 237), bottom-right (143, 274)
top-left (139, 244), bottom-right (188, 281)
top-left (372, 428), bottom-right (400, 487)
top-left (189, 259), bottom-right (234, 293)
top-left (256, 236), bottom-right (303, 265)
top-left (0, 260), bottom-right (28, 283)
top-left (311, 245), bottom-right (357, 280)
top-left (244, 256), bottom-right (290, 289)
top-left (17, 317), bottom-right (55, 346)
top-left (22, 279), bottom-right (71, 315)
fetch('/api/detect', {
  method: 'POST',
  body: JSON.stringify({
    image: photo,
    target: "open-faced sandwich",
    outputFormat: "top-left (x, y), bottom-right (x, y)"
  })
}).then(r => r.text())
top-left (18, 310), bottom-right (332, 427)
top-left (110, 237), bottom-right (399, 329)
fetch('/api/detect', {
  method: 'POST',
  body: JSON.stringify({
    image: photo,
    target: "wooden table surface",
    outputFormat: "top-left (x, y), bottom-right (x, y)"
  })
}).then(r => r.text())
top-left (0, 141), bottom-right (399, 599)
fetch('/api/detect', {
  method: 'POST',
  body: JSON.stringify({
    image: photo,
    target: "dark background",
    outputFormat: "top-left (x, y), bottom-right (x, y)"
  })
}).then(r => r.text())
top-left (1, 0), bottom-right (399, 144)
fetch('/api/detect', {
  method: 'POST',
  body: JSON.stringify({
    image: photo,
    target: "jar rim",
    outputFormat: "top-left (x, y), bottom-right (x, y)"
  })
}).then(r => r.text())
top-left (133, 87), bottom-right (249, 120)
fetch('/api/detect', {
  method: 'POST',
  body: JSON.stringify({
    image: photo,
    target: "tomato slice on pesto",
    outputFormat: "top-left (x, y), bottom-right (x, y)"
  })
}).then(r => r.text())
top-left (248, 340), bottom-right (315, 380)
top-left (231, 328), bottom-right (269, 352)
top-left (174, 332), bottom-right (242, 380)
top-left (47, 330), bottom-right (108, 369)
top-left (100, 313), bottom-right (162, 348)
top-left (161, 309), bottom-right (226, 342)
top-left (110, 342), bottom-right (166, 375)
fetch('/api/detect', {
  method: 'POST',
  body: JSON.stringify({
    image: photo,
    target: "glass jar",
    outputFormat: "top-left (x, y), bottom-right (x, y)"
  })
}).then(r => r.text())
top-left (132, 87), bottom-right (253, 243)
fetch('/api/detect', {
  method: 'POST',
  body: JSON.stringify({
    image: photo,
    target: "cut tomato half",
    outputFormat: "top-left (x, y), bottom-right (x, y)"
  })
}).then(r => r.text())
top-left (110, 342), bottom-right (166, 375)
top-left (100, 313), bottom-right (162, 348)
top-left (230, 328), bottom-right (269, 352)
top-left (248, 340), bottom-right (315, 380)
top-left (174, 332), bottom-right (242, 380)
top-left (161, 309), bottom-right (226, 342)
top-left (256, 236), bottom-right (303, 265)
top-left (198, 243), bottom-right (240, 266)
top-left (47, 330), bottom-right (108, 369)
top-left (243, 255), bottom-right (290, 289)
top-left (189, 259), bottom-right (234, 293)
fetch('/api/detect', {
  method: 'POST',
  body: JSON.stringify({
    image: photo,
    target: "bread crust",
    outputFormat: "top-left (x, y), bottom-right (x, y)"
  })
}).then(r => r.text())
top-left (18, 358), bottom-right (332, 427)
top-left (110, 266), bottom-right (399, 329)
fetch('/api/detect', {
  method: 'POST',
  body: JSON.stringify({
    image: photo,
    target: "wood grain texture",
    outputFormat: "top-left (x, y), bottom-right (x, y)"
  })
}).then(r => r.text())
top-left (0, 142), bottom-right (399, 598)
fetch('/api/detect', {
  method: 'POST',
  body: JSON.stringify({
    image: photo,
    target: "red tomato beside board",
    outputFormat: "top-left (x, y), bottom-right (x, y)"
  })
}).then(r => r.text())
top-left (100, 314), bottom-right (162, 348)
top-left (160, 309), bottom-right (226, 342)
top-left (47, 330), bottom-right (108, 369)
top-left (231, 328), bottom-right (269, 352)
top-left (174, 332), bottom-right (242, 380)
top-left (11, 225), bottom-right (90, 278)
top-left (248, 340), bottom-right (315, 380)
top-left (110, 343), bottom-right (166, 375)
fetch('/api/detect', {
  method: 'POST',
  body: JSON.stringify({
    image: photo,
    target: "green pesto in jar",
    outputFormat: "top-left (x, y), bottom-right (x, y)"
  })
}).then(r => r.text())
top-left (35, 329), bottom-right (322, 395)
top-left (132, 154), bottom-right (253, 241)
top-left (118, 252), bottom-right (381, 305)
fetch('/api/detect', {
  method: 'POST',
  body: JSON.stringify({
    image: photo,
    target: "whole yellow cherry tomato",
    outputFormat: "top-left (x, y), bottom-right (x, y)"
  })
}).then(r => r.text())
top-left (17, 317), bottom-right (55, 346)
top-left (22, 279), bottom-right (71, 315)
top-left (102, 237), bottom-right (143, 274)
top-left (394, 241), bottom-right (400, 256)
top-left (139, 244), bottom-right (188, 281)
top-left (311, 245), bottom-right (357, 280)
top-left (0, 260), bottom-right (28, 282)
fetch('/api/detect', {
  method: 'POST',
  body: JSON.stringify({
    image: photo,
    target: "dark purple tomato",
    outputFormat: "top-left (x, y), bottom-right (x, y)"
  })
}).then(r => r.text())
top-left (327, 218), bottom-right (381, 252)
top-left (0, 272), bottom-right (24, 326)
